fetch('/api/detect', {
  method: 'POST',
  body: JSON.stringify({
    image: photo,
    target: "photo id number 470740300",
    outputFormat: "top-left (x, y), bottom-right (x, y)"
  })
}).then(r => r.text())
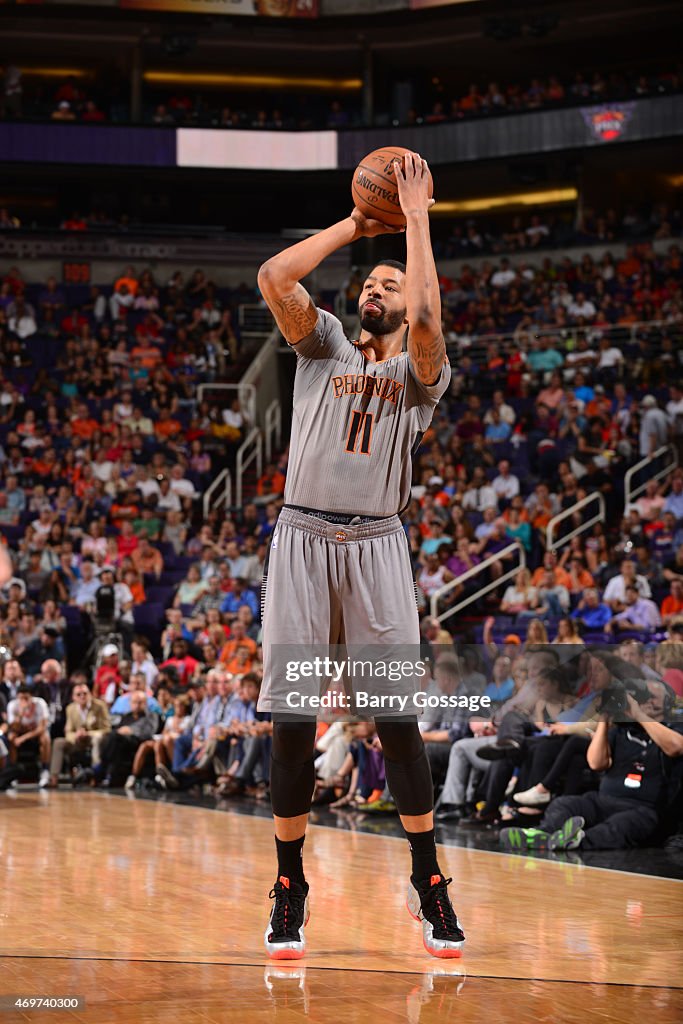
top-left (0, 997), bottom-right (85, 1011)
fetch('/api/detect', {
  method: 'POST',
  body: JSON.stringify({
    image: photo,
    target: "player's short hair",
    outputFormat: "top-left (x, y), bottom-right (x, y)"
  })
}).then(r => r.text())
top-left (369, 259), bottom-right (407, 277)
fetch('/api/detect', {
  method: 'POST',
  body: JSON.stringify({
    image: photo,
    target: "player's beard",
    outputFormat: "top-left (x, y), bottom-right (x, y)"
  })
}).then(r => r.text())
top-left (359, 305), bottom-right (407, 336)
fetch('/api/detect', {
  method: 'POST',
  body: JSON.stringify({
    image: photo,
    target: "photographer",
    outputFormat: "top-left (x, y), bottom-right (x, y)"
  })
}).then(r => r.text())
top-left (501, 679), bottom-right (683, 851)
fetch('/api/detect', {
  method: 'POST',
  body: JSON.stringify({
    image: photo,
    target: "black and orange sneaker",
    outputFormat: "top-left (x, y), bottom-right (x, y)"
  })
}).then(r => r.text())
top-left (264, 876), bottom-right (310, 960)
top-left (407, 874), bottom-right (465, 959)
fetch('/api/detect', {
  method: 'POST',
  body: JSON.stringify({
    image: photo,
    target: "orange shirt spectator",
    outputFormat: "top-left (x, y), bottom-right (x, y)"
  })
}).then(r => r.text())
top-left (155, 414), bottom-right (182, 441)
top-left (110, 500), bottom-right (140, 530)
top-left (531, 565), bottom-right (571, 589)
top-left (617, 251), bottom-right (641, 278)
top-left (114, 271), bottom-right (138, 296)
top-left (71, 413), bottom-right (100, 440)
top-left (219, 635), bottom-right (257, 671)
top-left (661, 594), bottom-right (683, 620)
top-left (256, 466), bottom-right (286, 497)
top-left (131, 342), bottom-right (162, 370)
top-left (566, 565), bottom-right (595, 593)
top-left (459, 85), bottom-right (481, 112)
top-left (124, 571), bottom-right (146, 604)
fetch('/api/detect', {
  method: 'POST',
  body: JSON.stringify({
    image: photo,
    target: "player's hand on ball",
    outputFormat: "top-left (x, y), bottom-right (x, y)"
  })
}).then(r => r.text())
top-left (350, 207), bottom-right (404, 238)
top-left (394, 151), bottom-right (436, 215)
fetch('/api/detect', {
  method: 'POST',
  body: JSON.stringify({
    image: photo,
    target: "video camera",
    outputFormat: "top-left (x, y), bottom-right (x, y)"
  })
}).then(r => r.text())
top-left (597, 675), bottom-right (652, 718)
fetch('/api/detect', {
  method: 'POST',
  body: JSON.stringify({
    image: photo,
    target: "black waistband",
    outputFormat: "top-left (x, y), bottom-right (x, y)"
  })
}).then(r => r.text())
top-left (283, 504), bottom-right (392, 526)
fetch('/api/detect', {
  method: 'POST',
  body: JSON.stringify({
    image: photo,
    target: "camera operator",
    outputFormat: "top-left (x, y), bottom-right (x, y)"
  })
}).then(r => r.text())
top-left (503, 679), bottom-right (683, 851)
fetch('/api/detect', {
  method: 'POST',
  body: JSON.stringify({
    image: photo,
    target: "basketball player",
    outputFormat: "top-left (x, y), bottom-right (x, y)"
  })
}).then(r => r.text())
top-left (0, 545), bottom-right (12, 586)
top-left (257, 152), bottom-right (465, 959)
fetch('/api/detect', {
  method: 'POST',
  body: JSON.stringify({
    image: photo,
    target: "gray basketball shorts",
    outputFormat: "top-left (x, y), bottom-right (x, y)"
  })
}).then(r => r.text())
top-left (257, 507), bottom-right (420, 712)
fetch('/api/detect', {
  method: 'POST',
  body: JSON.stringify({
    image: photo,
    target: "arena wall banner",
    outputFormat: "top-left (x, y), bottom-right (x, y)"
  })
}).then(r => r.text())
top-left (119, 0), bottom-right (318, 15)
top-left (177, 127), bottom-right (336, 170)
top-left (0, 122), bottom-right (177, 167)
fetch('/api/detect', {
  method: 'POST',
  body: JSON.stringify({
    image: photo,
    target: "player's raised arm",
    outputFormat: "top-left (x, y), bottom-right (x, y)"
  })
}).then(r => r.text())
top-left (394, 152), bottom-right (445, 386)
top-left (257, 212), bottom-right (400, 345)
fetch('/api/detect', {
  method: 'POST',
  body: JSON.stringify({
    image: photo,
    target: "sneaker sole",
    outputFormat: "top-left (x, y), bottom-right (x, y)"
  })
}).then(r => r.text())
top-left (265, 909), bottom-right (310, 961)
top-left (549, 816), bottom-right (585, 851)
top-left (406, 899), bottom-right (464, 959)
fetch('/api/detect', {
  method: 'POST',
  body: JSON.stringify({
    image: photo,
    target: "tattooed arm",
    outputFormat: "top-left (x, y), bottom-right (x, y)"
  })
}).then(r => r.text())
top-left (394, 152), bottom-right (445, 386)
top-left (257, 211), bottom-right (400, 346)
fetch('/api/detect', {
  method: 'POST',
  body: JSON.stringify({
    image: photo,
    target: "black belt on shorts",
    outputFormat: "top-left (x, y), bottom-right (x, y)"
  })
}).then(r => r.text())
top-left (283, 503), bottom-right (392, 526)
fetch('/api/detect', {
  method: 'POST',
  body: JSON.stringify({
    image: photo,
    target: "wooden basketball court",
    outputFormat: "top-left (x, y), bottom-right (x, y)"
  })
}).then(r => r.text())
top-left (0, 791), bottom-right (681, 1023)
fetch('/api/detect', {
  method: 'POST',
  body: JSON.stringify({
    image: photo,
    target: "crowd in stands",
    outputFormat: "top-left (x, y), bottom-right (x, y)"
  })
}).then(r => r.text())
top-left (433, 202), bottom-right (682, 259)
top-left (0, 236), bottom-right (682, 855)
top-left (2, 62), bottom-right (681, 130)
top-left (413, 65), bottom-right (683, 126)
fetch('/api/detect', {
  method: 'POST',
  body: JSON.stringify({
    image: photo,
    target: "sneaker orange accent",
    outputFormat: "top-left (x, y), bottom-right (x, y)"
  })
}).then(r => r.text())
top-left (430, 874), bottom-right (442, 887)
top-left (279, 876), bottom-right (290, 889)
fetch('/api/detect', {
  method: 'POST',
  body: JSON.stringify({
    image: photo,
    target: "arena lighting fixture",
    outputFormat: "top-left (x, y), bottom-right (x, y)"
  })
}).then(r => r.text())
top-left (19, 67), bottom-right (89, 78)
top-left (144, 71), bottom-right (362, 91)
top-left (432, 187), bottom-right (578, 214)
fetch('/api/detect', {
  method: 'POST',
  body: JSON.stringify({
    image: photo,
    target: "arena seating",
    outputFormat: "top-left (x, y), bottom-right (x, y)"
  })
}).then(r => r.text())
top-left (0, 231), bottom-right (681, 847)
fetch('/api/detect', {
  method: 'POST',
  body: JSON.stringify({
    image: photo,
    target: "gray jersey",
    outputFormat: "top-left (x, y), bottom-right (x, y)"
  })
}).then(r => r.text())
top-left (284, 309), bottom-right (451, 517)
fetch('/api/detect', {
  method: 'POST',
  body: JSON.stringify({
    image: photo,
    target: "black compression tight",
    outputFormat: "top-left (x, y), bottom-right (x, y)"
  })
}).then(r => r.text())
top-left (270, 718), bottom-right (434, 819)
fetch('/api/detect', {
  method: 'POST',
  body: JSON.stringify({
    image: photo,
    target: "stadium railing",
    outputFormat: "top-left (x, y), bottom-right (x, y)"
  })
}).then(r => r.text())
top-left (264, 399), bottom-right (282, 463)
top-left (430, 540), bottom-right (526, 626)
top-left (624, 444), bottom-right (679, 511)
top-left (196, 382), bottom-right (257, 425)
top-left (546, 491), bottom-right (606, 553)
top-left (235, 427), bottom-right (263, 509)
top-left (238, 304), bottom-right (275, 343)
top-left (203, 468), bottom-right (233, 520)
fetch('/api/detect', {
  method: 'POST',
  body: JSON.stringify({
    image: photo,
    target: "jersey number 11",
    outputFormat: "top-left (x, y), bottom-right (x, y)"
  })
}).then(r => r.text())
top-left (345, 410), bottom-right (374, 455)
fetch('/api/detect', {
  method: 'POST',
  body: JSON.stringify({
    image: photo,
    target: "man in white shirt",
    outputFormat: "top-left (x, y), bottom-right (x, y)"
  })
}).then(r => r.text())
top-left (596, 337), bottom-right (624, 370)
top-left (602, 559), bottom-right (652, 612)
top-left (157, 479), bottom-right (182, 513)
top-left (7, 686), bottom-right (51, 788)
top-left (8, 298), bottom-right (37, 339)
top-left (135, 466), bottom-right (162, 501)
top-left (490, 259), bottom-right (516, 290)
top-left (462, 468), bottom-right (498, 512)
top-left (484, 389), bottom-right (516, 427)
top-left (565, 337), bottom-right (598, 375)
top-left (567, 291), bottom-right (596, 321)
top-left (92, 449), bottom-right (114, 483)
top-left (492, 459), bottom-right (520, 502)
top-left (169, 464), bottom-right (198, 500)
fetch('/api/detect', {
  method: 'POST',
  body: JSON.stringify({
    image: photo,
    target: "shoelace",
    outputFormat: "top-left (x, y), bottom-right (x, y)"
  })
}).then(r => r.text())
top-left (268, 883), bottom-right (306, 939)
top-left (420, 877), bottom-right (463, 940)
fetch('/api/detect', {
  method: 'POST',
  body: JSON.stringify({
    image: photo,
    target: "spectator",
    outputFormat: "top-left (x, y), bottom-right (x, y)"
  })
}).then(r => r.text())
top-left (603, 559), bottom-right (652, 612)
top-left (607, 585), bottom-right (662, 634)
top-left (639, 395), bottom-right (670, 456)
top-left (6, 685), bottom-right (51, 788)
top-left (75, 690), bottom-right (159, 788)
top-left (501, 680), bottom-right (682, 851)
top-left (49, 680), bottom-right (111, 787)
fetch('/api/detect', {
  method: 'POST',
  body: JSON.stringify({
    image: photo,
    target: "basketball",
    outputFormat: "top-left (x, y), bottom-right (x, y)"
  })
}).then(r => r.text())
top-left (352, 145), bottom-right (434, 227)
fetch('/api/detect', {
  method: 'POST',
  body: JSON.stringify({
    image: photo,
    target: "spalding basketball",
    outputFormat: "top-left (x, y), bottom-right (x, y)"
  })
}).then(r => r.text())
top-left (352, 145), bottom-right (434, 227)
